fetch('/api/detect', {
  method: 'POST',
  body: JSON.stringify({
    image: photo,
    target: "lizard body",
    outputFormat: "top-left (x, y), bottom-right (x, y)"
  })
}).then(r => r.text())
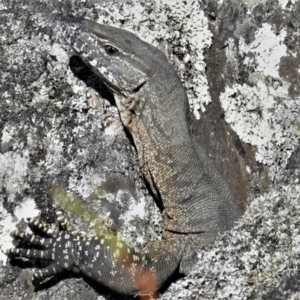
top-left (8, 16), bottom-right (243, 296)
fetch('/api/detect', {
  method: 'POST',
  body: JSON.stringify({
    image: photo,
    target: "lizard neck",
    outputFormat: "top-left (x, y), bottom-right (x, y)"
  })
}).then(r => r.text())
top-left (114, 70), bottom-right (197, 205)
top-left (114, 66), bottom-right (241, 235)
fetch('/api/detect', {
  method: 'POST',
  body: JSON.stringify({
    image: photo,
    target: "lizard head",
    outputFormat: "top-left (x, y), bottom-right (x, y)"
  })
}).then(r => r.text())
top-left (61, 16), bottom-right (159, 97)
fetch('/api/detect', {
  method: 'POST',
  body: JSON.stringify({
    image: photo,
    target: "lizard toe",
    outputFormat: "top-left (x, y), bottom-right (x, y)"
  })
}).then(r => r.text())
top-left (27, 216), bottom-right (53, 235)
top-left (11, 230), bottom-right (52, 247)
top-left (33, 264), bottom-right (63, 283)
top-left (7, 247), bottom-right (52, 260)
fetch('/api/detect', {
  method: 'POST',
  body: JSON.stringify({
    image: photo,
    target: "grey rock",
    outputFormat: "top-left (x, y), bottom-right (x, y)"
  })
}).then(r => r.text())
top-left (0, 0), bottom-right (299, 299)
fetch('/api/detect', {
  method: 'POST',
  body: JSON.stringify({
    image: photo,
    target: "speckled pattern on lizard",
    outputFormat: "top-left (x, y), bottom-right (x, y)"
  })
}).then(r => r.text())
top-left (7, 15), bottom-right (244, 297)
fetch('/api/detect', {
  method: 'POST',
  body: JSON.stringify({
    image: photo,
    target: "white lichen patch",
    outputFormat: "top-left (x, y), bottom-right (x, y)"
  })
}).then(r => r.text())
top-left (0, 145), bottom-right (30, 203)
top-left (0, 198), bottom-right (39, 265)
top-left (50, 43), bottom-right (69, 64)
top-left (279, 0), bottom-right (297, 8)
top-left (104, 119), bottom-right (123, 135)
top-left (220, 81), bottom-right (300, 177)
top-left (243, 0), bottom-right (267, 9)
top-left (221, 23), bottom-right (299, 178)
top-left (93, 0), bottom-right (212, 119)
top-left (239, 24), bottom-right (287, 79)
top-left (68, 166), bottom-right (106, 199)
top-left (44, 130), bottom-right (65, 174)
top-left (162, 185), bottom-right (300, 299)
top-left (116, 190), bottom-right (158, 247)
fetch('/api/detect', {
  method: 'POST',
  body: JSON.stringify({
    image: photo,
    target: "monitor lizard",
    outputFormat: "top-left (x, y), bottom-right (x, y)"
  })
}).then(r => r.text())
top-left (7, 16), bottom-right (244, 297)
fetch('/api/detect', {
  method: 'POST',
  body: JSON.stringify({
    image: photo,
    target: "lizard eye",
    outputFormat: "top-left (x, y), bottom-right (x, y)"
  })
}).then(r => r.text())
top-left (105, 45), bottom-right (119, 56)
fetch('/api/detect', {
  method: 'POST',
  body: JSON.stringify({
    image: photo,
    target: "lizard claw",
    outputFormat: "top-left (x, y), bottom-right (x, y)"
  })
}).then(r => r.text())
top-left (56, 210), bottom-right (75, 231)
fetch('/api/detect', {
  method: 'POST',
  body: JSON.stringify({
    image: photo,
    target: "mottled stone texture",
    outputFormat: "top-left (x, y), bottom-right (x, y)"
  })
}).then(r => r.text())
top-left (0, 0), bottom-right (299, 299)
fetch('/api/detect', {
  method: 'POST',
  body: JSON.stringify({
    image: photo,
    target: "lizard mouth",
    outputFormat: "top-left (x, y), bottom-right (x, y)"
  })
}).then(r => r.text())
top-left (104, 80), bottom-right (147, 98)
top-left (133, 81), bottom-right (146, 92)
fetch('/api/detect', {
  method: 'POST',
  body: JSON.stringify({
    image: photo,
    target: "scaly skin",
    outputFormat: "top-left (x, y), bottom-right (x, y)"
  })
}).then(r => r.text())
top-left (8, 16), bottom-right (244, 297)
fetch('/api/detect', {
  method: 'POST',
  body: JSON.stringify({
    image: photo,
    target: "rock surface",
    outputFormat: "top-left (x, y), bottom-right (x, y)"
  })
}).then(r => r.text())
top-left (0, 0), bottom-right (299, 299)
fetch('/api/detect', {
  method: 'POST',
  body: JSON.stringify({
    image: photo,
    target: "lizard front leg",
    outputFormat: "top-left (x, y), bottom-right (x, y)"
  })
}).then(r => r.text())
top-left (7, 211), bottom-right (186, 296)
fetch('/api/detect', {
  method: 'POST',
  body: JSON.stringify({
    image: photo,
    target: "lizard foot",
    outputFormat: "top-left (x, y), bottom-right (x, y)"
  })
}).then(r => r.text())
top-left (7, 211), bottom-right (82, 283)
